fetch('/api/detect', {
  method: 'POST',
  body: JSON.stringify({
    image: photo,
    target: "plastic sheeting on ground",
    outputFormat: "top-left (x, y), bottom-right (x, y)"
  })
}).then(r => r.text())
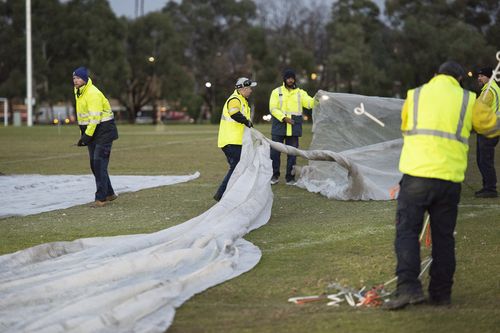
top-left (0, 173), bottom-right (200, 218)
top-left (0, 129), bottom-right (273, 333)
top-left (293, 91), bottom-right (405, 200)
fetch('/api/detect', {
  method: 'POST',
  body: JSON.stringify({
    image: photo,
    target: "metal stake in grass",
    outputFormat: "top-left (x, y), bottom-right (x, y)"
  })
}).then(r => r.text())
top-left (354, 102), bottom-right (385, 127)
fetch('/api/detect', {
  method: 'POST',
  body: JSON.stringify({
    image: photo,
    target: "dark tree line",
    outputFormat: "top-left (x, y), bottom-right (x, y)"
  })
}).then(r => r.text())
top-left (0, 0), bottom-right (498, 124)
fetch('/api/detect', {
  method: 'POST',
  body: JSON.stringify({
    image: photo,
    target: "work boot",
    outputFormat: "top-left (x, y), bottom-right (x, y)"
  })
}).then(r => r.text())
top-left (474, 190), bottom-right (498, 198)
top-left (106, 194), bottom-right (118, 202)
top-left (429, 296), bottom-right (451, 307)
top-left (474, 188), bottom-right (485, 196)
top-left (382, 291), bottom-right (425, 310)
top-left (91, 200), bottom-right (107, 208)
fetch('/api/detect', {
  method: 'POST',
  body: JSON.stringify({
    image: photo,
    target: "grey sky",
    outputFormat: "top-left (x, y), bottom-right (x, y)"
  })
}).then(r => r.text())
top-left (107, 0), bottom-right (169, 18)
top-left (107, 0), bottom-right (385, 19)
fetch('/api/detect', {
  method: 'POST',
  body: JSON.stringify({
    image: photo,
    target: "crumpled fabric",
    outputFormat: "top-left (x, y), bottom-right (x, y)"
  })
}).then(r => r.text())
top-left (0, 129), bottom-right (273, 333)
top-left (265, 91), bottom-right (404, 200)
top-left (262, 135), bottom-right (402, 200)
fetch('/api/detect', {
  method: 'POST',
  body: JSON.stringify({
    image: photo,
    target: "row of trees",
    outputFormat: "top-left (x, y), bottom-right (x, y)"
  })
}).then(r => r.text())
top-left (0, 0), bottom-right (499, 124)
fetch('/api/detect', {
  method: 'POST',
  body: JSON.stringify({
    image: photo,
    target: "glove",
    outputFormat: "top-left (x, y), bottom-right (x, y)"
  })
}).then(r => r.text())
top-left (76, 138), bottom-right (86, 146)
top-left (245, 120), bottom-right (254, 128)
top-left (81, 134), bottom-right (92, 145)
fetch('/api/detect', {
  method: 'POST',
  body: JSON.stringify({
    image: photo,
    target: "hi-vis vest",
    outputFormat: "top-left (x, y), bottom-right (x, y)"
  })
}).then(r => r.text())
top-left (479, 79), bottom-right (500, 137)
top-left (482, 79), bottom-right (500, 114)
top-left (270, 84), bottom-right (314, 137)
top-left (399, 75), bottom-right (476, 183)
top-left (217, 90), bottom-right (250, 148)
top-left (74, 78), bottom-right (114, 137)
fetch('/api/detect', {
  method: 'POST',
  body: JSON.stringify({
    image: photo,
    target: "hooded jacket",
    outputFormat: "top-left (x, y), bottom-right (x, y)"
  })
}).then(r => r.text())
top-left (269, 84), bottom-right (314, 136)
top-left (74, 78), bottom-right (118, 144)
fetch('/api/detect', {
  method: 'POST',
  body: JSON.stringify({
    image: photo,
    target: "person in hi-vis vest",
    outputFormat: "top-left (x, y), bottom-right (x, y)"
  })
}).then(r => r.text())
top-left (474, 66), bottom-right (499, 198)
top-left (384, 61), bottom-right (499, 311)
top-left (269, 69), bottom-right (314, 185)
top-left (213, 77), bottom-right (256, 201)
top-left (73, 67), bottom-right (119, 208)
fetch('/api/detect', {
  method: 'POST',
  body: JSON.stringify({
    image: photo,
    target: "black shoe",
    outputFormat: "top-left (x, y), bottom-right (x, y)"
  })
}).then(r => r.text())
top-left (474, 188), bottom-right (485, 195)
top-left (474, 190), bottom-right (498, 198)
top-left (382, 292), bottom-right (426, 310)
top-left (429, 296), bottom-right (451, 307)
top-left (270, 176), bottom-right (279, 185)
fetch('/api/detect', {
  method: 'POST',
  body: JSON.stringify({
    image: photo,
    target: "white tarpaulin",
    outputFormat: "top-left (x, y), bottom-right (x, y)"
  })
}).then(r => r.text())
top-left (0, 90), bottom-right (407, 331)
top-left (0, 173), bottom-right (200, 218)
top-left (293, 91), bottom-right (405, 200)
top-left (0, 129), bottom-right (273, 333)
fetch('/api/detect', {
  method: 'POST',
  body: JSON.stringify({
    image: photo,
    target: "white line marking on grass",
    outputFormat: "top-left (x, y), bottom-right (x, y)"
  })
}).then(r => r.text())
top-left (459, 204), bottom-right (500, 209)
top-left (264, 225), bottom-right (394, 253)
top-left (0, 139), bottom-right (209, 165)
top-left (113, 138), bottom-right (210, 152)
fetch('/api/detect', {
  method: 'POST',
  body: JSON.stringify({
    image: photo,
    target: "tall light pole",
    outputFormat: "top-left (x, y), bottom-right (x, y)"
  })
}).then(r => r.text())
top-left (26, 0), bottom-right (33, 127)
top-left (135, 0), bottom-right (144, 18)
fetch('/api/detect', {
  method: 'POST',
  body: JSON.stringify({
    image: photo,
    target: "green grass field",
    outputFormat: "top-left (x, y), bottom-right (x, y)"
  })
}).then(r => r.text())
top-left (0, 124), bottom-right (499, 333)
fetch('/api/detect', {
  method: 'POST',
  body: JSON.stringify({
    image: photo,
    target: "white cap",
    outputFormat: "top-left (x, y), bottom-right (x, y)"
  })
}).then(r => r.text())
top-left (235, 77), bottom-right (257, 89)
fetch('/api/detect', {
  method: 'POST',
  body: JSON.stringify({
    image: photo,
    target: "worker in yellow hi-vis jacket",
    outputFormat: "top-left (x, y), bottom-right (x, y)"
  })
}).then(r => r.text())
top-left (73, 67), bottom-right (119, 207)
top-left (384, 61), bottom-right (499, 311)
top-left (269, 69), bottom-right (314, 185)
top-left (214, 77), bottom-right (256, 201)
top-left (474, 66), bottom-right (500, 198)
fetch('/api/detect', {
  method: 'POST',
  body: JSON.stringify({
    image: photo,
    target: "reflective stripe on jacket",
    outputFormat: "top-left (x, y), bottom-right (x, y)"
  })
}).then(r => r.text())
top-left (217, 90), bottom-right (250, 148)
top-left (269, 84), bottom-right (314, 137)
top-left (399, 75), bottom-right (475, 182)
top-left (74, 78), bottom-right (114, 137)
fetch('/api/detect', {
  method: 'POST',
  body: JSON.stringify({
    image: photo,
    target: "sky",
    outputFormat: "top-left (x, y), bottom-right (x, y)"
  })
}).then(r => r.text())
top-left (108, 0), bottom-right (169, 18)
top-left (107, 0), bottom-right (385, 19)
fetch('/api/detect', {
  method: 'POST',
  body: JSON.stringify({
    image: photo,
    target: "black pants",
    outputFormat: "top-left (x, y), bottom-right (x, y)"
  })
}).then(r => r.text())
top-left (214, 144), bottom-right (242, 201)
top-left (476, 134), bottom-right (499, 192)
top-left (88, 142), bottom-right (115, 201)
top-left (270, 135), bottom-right (299, 182)
top-left (395, 175), bottom-right (461, 300)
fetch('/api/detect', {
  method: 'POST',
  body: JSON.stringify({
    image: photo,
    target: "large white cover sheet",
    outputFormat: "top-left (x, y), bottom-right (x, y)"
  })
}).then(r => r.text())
top-left (0, 129), bottom-right (273, 333)
top-left (0, 173), bottom-right (200, 218)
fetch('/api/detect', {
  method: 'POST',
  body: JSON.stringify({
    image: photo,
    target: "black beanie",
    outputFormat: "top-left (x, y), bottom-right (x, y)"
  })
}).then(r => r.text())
top-left (478, 67), bottom-right (493, 78)
top-left (283, 69), bottom-right (296, 81)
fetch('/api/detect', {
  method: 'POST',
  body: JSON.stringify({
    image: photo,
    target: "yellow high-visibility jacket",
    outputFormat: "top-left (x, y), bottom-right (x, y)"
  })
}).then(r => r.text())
top-left (217, 90), bottom-right (250, 148)
top-left (476, 79), bottom-right (500, 137)
top-left (399, 74), bottom-right (498, 182)
top-left (74, 78), bottom-right (114, 137)
top-left (269, 84), bottom-right (314, 137)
